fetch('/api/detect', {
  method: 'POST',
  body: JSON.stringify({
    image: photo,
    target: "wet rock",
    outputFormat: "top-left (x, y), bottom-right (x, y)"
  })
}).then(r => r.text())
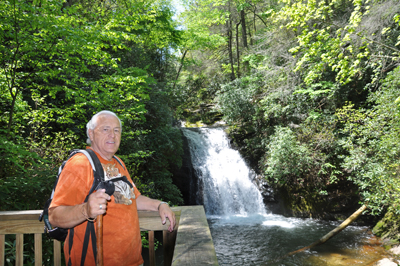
top-left (390, 245), bottom-right (400, 255)
top-left (170, 129), bottom-right (199, 205)
top-left (375, 258), bottom-right (398, 266)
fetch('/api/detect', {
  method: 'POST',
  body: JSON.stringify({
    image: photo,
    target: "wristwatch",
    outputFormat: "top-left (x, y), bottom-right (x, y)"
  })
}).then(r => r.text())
top-left (158, 201), bottom-right (169, 210)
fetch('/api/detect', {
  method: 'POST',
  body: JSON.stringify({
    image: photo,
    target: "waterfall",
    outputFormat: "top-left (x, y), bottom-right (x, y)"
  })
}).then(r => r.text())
top-left (181, 128), bottom-right (378, 266)
top-left (182, 127), bottom-right (266, 216)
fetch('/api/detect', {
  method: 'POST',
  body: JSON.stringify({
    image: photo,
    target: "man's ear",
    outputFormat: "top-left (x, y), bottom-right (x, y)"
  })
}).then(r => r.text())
top-left (88, 129), bottom-right (94, 141)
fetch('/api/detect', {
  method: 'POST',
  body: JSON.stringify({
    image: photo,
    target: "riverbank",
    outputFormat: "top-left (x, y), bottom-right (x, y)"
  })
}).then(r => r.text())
top-left (296, 234), bottom-right (399, 266)
top-left (376, 245), bottom-right (400, 266)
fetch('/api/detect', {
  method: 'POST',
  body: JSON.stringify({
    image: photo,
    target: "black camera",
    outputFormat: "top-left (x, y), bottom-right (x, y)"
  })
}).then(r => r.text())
top-left (95, 180), bottom-right (115, 196)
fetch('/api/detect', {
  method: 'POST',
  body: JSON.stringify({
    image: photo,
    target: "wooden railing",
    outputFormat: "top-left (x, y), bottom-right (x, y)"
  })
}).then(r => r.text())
top-left (0, 206), bottom-right (218, 266)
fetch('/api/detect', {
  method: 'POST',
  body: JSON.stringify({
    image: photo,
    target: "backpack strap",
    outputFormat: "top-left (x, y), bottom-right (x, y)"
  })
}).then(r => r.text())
top-left (112, 155), bottom-right (125, 170)
top-left (67, 227), bottom-right (74, 266)
top-left (86, 149), bottom-right (105, 193)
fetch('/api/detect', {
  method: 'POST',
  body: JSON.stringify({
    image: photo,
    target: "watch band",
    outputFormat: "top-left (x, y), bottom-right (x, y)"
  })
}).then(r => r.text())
top-left (158, 201), bottom-right (168, 210)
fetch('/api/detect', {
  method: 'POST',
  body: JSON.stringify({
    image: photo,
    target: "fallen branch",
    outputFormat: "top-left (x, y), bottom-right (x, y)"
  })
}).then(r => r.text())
top-left (273, 204), bottom-right (368, 262)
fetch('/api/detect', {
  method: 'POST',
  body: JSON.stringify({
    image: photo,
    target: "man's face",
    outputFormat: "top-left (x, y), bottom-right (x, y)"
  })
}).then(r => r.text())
top-left (89, 114), bottom-right (121, 160)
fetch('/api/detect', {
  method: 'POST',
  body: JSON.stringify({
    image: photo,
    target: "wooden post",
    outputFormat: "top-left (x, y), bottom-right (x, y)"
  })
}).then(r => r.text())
top-left (172, 206), bottom-right (218, 266)
top-left (0, 234), bottom-right (5, 266)
top-left (16, 234), bottom-right (23, 266)
top-left (34, 233), bottom-right (42, 266)
top-left (163, 230), bottom-right (177, 266)
top-left (149, 231), bottom-right (155, 266)
top-left (54, 240), bottom-right (62, 266)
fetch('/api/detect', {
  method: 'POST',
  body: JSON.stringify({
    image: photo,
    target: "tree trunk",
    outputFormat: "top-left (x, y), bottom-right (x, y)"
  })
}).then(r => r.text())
top-left (240, 10), bottom-right (249, 73)
top-left (227, 19), bottom-right (235, 81)
top-left (274, 205), bottom-right (368, 263)
top-left (7, 92), bottom-right (17, 133)
top-left (240, 10), bottom-right (248, 48)
top-left (172, 49), bottom-right (188, 91)
top-left (253, 6), bottom-right (257, 33)
top-left (236, 21), bottom-right (240, 78)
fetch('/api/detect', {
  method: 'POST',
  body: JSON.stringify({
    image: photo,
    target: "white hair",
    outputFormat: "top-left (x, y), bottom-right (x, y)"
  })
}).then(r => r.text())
top-left (86, 110), bottom-right (122, 145)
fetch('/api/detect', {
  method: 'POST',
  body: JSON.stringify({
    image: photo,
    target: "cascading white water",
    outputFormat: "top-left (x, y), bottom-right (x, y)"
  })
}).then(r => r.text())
top-left (182, 127), bottom-right (266, 216)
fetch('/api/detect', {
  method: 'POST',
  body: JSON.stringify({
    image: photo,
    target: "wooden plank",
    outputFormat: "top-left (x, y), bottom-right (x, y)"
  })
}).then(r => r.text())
top-left (0, 209), bottom-right (181, 233)
top-left (16, 234), bottom-right (23, 266)
top-left (172, 206), bottom-right (218, 266)
top-left (0, 207), bottom-right (218, 266)
top-left (34, 234), bottom-right (42, 266)
top-left (0, 235), bottom-right (4, 266)
top-left (0, 210), bottom-right (42, 221)
top-left (54, 240), bottom-right (62, 266)
top-left (148, 231), bottom-right (155, 266)
top-left (0, 219), bottom-right (44, 234)
top-left (139, 210), bottom-right (181, 232)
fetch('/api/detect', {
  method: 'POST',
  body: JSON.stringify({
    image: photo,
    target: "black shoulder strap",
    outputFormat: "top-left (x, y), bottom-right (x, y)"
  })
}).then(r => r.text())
top-left (86, 149), bottom-right (105, 194)
top-left (67, 227), bottom-right (74, 266)
top-left (112, 155), bottom-right (125, 170)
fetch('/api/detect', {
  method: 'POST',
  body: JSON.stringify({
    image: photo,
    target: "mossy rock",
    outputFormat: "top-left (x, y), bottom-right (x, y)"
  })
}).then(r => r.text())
top-left (275, 182), bottom-right (362, 221)
top-left (373, 207), bottom-right (400, 243)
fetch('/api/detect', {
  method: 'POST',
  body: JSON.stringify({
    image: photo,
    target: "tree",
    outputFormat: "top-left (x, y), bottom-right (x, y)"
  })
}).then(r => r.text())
top-left (174, 0), bottom-right (227, 83)
top-left (0, 0), bottom-right (185, 212)
top-left (277, 0), bottom-right (400, 86)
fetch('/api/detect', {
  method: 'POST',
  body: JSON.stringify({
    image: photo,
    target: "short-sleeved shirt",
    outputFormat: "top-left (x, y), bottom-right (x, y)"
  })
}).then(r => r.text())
top-left (50, 148), bottom-right (143, 266)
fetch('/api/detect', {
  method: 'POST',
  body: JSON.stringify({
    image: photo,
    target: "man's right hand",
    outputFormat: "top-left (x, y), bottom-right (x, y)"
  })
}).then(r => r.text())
top-left (86, 189), bottom-right (111, 218)
top-left (49, 189), bottom-right (111, 228)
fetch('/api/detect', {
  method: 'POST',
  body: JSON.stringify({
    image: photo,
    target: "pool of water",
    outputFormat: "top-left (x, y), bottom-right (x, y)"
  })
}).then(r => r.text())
top-left (208, 213), bottom-right (390, 266)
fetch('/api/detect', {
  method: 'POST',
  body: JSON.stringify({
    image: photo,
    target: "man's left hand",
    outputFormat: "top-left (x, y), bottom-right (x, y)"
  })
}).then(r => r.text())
top-left (159, 204), bottom-right (176, 232)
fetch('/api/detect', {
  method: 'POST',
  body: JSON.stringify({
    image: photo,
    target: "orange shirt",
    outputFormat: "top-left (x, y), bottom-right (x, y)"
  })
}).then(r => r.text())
top-left (50, 148), bottom-right (143, 266)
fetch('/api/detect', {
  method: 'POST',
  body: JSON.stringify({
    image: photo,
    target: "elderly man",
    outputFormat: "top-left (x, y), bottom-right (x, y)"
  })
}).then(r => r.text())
top-left (49, 110), bottom-right (176, 266)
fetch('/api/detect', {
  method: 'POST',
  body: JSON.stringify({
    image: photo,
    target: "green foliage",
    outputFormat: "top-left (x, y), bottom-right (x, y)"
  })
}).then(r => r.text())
top-left (0, 127), bottom-right (77, 211)
top-left (171, 72), bottom-right (223, 125)
top-left (263, 126), bottom-right (313, 186)
top-left (141, 231), bottom-right (161, 250)
top-left (337, 66), bottom-right (400, 215)
top-left (122, 85), bottom-right (185, 205)
top-left (261, 117), bottom-right (359, 215)
top-left (277, 0), bottom-right (370, 85)
top-left (181, 0), bottom-right (229, 27)
top-left (217, 75), bottom-right (261, 125)
top-left (4, 235), bottom-right (58, 266)
top-left (262, 119), bottom-right (344, 190)
top-left (294, 81), bottom-right (337, 99)
top-left (1, 0), bottom-right (185, 212)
